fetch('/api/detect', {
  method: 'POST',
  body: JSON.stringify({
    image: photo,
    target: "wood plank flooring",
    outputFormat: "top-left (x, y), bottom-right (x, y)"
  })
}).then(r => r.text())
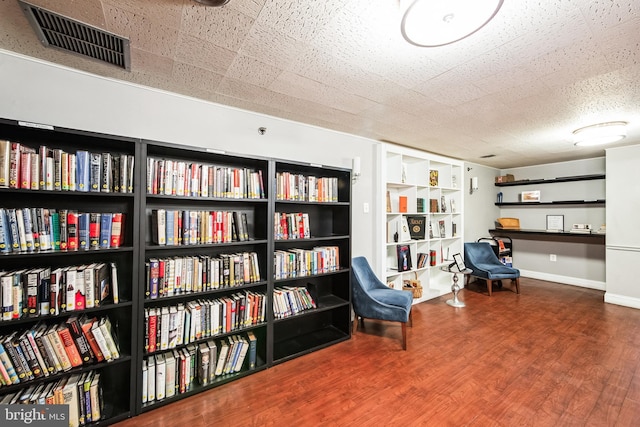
top-left (115, 278), bottom-right (640, 426)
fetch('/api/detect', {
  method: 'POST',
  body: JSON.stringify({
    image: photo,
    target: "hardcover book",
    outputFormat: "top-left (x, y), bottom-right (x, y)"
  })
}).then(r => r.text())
top-left (396, 244), bottom-right (412, 272)
top-left (405, 215), bottom-right (426, 240)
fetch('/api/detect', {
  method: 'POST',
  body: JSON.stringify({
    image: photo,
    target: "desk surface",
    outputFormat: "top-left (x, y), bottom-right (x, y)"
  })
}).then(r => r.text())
top-left (489, 229), bottom-right (605, 244)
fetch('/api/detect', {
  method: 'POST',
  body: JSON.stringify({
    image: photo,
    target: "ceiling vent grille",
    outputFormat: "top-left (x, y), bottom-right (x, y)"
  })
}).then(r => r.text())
top-left (19, 1), bottom-right (131, 70)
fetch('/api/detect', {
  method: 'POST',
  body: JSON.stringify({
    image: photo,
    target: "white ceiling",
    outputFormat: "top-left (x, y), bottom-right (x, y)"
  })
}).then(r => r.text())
top-left (1, 0), bottom-right (639, 168)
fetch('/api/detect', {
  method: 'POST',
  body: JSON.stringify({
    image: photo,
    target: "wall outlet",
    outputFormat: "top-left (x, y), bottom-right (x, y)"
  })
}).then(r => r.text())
top-left (550, 254), bottom-right (557, 262)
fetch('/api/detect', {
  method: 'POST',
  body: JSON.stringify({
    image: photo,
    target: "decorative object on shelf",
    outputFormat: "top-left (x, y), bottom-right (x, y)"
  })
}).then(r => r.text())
top-left (400, 216), bottom-right (412, 241)
top-left (429, 169), bottom-right (438, 186)
top-left (546, 215), bottom-right (564, 232)
top-left (386, 191), bottom-right (392, 212)
top-left (405, 215), bottom-right (426, 240)
top-left (570, 223), bottom-right (593, 234)
top-left (401, 163), bottom-right (408, 183)
top-left (573, 121), bottom-right (627, 146)
top-left (403, 273), bottom-right (423, 299)
top-left (497, 192), bottom-right (503, 204)
top-left (520, 190), bottom-right (540, 202)
top-left (495, 174), bottom-right (515, 183)
top-left (400, 0), bottom-right (504, 47)
top-left (452, 174), bottom-right (457, 188)
top-left (495, 217), bottom-right (520, 229)
top-left (450, 198), bottom-right (456, 213)
top-left (440, 195), bottom-right (447, 213)
top-left (399, 195), bottom-right (408, 213)
top-left (438, 220), bottom-right (446, 238)
top-left (396, 244), bottom-right (412, 272)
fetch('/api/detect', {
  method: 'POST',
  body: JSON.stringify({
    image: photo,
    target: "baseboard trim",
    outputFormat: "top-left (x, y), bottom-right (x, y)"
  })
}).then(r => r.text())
top-left (519, 269), bottom-right (606, 291)
top-left (604, 293), bottom-right (640, 310)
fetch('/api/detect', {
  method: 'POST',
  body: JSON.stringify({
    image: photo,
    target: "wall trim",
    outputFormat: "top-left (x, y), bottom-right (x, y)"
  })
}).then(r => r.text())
top-left (519, 269), bottom-right (605, 290)
top-left (604, 292), bottom-right (640, 310)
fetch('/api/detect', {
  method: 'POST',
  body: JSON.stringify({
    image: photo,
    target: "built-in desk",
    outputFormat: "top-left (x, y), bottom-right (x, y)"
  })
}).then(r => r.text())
top-left (489, 229), bottom-right (605, 244)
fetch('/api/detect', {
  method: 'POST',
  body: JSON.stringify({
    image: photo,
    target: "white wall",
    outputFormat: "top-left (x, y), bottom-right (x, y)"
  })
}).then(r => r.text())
top-left (0, 49), bottom-right (377, 261)
top-left (463, 161), bottom-right (500, 242)
top-left (498, 158), bottom-right (606, 288)
top-left (605, 144), bottom-right (640, 309)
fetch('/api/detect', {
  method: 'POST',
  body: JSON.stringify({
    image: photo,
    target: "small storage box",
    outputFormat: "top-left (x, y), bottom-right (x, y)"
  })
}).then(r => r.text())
top-left (495, 174), bottom-right (515, 183)
top-left (495, 217), bottom-right (520, 229)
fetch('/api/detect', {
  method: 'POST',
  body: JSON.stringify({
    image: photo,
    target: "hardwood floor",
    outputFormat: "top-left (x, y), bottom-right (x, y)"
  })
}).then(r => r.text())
top-left (115, 278), bottom-right (640, 426)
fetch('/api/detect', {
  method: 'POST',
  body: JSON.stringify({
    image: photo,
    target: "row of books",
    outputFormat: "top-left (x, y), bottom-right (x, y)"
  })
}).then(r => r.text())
top-left (145, 252), bottom-right (261, 300)
top-left (146, 158), bottom-right (265, 199)
top-left (0, 140), bottom-right (134, 193)
top-left (0, 262), bottom-right (118, 322)
top-left (150, 209), bottom-right (250, 246)
top-left (0, 316), bottom-right (120, 388)
top-left (144, 292), bottom-right (265, 354)
top-left (273, 246), bottom-right (340, 280)
top-left (273, 286), bottom-right (316, 319)
top-left (0, 207), bottom-right (125, 254)
top-left (0, 370), bottom-right (103, 427)
top-left (142, 331), bottom-right (256, 404)
top-left (274, 211), bottom-right (310, 240)
top-left (275, 172), bottom-right (339, 202)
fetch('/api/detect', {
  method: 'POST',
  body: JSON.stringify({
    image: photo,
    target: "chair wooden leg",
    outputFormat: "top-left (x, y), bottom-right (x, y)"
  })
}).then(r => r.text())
top-left (485, 279), bottom-right (493, 296)
top-left (352, 315), bottom-right (359, 333)
top-left (513, 278), bottom-right (520, 294)
top-left (401, 322), bottom-right (407, 351)
top-left (408, 310), bottom-right (413, 327)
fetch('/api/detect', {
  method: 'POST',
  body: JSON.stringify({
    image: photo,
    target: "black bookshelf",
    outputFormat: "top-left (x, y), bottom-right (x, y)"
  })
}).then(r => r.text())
top-left (0, 118), bottom-right (139, 425)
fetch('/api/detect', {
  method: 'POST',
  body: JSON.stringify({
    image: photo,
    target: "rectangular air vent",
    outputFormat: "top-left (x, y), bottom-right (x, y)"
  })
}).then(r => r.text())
top-left (19, 1), bottom-right (131, 70)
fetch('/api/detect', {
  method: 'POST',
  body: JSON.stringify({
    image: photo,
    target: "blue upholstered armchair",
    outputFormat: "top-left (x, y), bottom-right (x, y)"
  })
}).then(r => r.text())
top-left (464, 242), bottom-right (520, 296)
top-left (351, 256), bottom-right (413, 350)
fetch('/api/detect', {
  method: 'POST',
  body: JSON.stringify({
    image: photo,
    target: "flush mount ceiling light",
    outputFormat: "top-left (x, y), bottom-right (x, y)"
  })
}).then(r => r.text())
top-left (193, 0), bottom-right (230, 6)
top-left (572, 121), bottom-right (628, 146)
top-left (401, 0), bottom-right (504, 47)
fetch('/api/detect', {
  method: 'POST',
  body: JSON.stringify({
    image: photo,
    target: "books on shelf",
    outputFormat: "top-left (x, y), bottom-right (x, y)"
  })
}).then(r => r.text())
top-left (275, 172), bottom-right (338, 202)
top-left (429, 199), bottom-right (439, 213)
top-left (151, 209), bottom-right (249, 246)
top-left (146, 157), bottom-right (265, 199)
top-left (0, 141), bottom-right (133, 193)
top-left (398, 196), bottom-right (408, 213)
top-left (0, 262), bottom-right (119, 322)
top-left (438, 220), bottom-right (446, 238)
top-left (142, 331), bottom-right (256, 405)
top-left (0, 316), bottom-right (119, 388)
top-left (145, 252), bottom-right (261, 299)
top-left (272, 285), bottom-right (316, 319)
top-left (274, 212), bottom-right (310, 240)
top-left (273, 246), bottom-right (340, 280)
top-left (143, 293), bottom-right (265, 354)
top-left (0, 207), bottom-right (125, 254)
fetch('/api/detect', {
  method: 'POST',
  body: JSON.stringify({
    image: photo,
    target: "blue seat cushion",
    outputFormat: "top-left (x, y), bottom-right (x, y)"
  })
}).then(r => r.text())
top-left (473, 262), bottom-right (520, 279)
top-left (369, 289), bottom-right (413, 308)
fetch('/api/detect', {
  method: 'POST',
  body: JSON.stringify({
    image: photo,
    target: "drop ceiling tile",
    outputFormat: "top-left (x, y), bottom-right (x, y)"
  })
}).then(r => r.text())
top-left (256, 0), bottom-right (346, 42)
top-left (225, 55), bottom-right (283, 88)
top-left (130, 48), bottom-right (174, 77)
top-left (180, 3), bottom-right (254, 51)
top-left (225, 0), bottom-right (267, 19)
top-left (577, 0), bottom-right (640, 30)
top-left (216, 77), bottom-right (270, 102)
top-left (174, 33), bottom-right (237, 75)
top-left (25, 0), bottom-right (106, 27)
top-left (239, 22), bottom-right (308, 69)
top-left (103, 5), bottom-right (179, 57)
top-left (103, 0), bottom-right (183, 29)
top-left (172, 62), bottom-right (224, 92)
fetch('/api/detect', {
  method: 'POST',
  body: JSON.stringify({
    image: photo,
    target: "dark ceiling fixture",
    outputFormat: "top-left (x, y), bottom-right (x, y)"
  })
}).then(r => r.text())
top-left (193, 0), bottom-right (231, 6)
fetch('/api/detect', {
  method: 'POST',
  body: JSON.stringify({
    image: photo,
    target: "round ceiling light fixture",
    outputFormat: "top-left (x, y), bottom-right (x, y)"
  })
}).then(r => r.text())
top-left (193, 0), bottom-right (231, 6)
top-left (572, 121), bottom-right (628, 146)
top-left (401, 0), bottom-right (504, 47)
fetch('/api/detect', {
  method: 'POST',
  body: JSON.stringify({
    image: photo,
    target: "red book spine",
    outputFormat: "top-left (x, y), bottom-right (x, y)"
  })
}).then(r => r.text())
top-left (81, 320), bottom-right (105, 362)
top-left (110, 213), bottom-right (123, 248)
top-left (148, 312), bottom-right (157, 353)
top-left (67, 211), bottom-right (78, 251)
top-left (58, 326), bottom-right (83, 367)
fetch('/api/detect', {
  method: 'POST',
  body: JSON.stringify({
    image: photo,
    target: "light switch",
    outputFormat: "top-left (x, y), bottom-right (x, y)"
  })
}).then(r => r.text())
top-left (363, 202), bottom-right (369, 213)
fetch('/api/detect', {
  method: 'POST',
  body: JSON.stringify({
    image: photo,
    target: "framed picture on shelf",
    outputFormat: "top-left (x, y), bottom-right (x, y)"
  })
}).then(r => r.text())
top-left (521, 190), bottom-right (541, 202)
top-left (438, 220), bottom-right (446, 238)
top-left (546, 215), bottom-right (564, 232)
